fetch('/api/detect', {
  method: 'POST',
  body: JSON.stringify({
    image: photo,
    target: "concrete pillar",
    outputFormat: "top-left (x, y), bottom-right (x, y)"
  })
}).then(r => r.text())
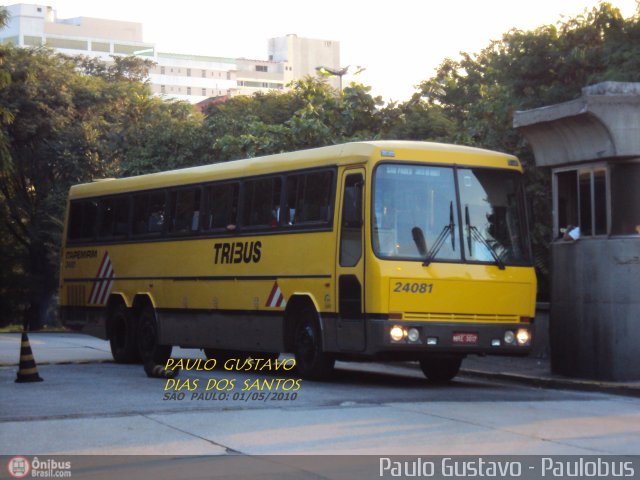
top-left (514, 82), bottom-right (640, 381)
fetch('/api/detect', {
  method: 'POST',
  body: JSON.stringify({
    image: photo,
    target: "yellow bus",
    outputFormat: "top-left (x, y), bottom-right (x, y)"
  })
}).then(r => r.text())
top-left (59, 141), bottom-right (536, 381)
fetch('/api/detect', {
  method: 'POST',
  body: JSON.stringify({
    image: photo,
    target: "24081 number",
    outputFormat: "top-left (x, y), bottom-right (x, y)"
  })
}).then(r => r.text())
top-left (393, 282), bottom-right (433, 294)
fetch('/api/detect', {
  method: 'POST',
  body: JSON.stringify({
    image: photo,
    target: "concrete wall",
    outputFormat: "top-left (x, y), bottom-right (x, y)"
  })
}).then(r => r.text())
top-left (513, 82), bottom-right (640, 167)
top-left (531, 303), bottom-right (550, 359)
top-left (269, 34), bottom-right (341, 90)
top-left (550, 238), bottom-right (640, 380)
top-left (46, 17), bottom-right (143, 43)
top-left (3, 4), bottom-right (48, 42)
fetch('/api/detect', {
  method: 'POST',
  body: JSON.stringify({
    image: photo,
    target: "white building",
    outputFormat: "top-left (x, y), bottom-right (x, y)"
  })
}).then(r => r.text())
top-left (1, 3), bottom-right (342, 103)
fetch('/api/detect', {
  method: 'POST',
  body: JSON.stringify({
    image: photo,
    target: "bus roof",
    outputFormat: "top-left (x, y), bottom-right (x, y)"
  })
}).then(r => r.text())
top-left (69, 140), bottom-right (520, 199)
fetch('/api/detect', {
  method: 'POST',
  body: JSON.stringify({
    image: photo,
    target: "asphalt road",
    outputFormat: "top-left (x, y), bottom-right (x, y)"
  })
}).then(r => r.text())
top-left (2, 335), bottom-right (640, 458)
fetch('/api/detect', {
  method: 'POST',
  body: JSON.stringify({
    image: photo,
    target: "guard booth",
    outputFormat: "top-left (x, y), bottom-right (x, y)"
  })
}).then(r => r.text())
top-left (514, 82), bottom-right (640, 381)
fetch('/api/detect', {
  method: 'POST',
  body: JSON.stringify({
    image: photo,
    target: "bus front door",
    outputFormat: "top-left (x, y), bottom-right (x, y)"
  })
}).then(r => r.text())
top-left (336, 170), bottom-right (365, 352)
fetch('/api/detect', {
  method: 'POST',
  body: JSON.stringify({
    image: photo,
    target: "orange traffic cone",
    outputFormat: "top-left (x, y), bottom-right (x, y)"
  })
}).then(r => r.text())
top-left (15, 332), bottom-right (43, 383)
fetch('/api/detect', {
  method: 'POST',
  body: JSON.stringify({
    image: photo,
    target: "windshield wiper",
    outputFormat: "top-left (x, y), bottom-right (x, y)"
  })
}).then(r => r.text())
top-left (421, 201), bottom-right (456, 267)
top-left (464, 205), bottom-right (505, 270)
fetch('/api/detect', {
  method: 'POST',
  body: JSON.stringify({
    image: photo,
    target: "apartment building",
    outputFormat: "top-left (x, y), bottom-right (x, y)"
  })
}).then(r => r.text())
top-left (1, 3), bottom-right (342, 102)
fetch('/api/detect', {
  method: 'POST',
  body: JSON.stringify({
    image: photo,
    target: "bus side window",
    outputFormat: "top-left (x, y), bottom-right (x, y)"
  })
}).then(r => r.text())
top-left (132, 191), bottom-right (166, 236)
top-left (98, 196), bottom-right (130, 238)
top-left (169, 188), bottom-right (201, 234)
top-left (342, 185), bottom-right (362, 227)
top-left (303, 170), bottom-right (333, 223)
top-left (203, 183), bottom-right (239, 231)
top-left (284, 170), bottom-right (333, 226)
top-left (242, 177), bottom-right (282, 228)
top-left (67, 200), bottom-right (98, 242)
top-left (340, 174), bottom-right (363, 267)
top-left (67, 201), bottom-right (84, 241)
top-left (284, 174), bottom-right (302, 225)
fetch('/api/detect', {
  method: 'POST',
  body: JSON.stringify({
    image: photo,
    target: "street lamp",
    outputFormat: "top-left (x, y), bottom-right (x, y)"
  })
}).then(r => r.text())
top-left (315, 65), bottom-right (365, 90)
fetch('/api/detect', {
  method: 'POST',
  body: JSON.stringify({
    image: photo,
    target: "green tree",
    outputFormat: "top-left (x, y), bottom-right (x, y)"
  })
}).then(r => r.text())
top-left (107, 96), bottom-right (212, 177)
top-left (0, 47), bottom-right (109, 327)
top-left (0, 47), bottom-right (206, 327)
top-left (381, 93), bottom-right (454, 141)
top-left (204, 77), bottom-right (390, 161)
top-left (73, 55), bottom-right (210, 176)
top-left (204, 90), bottom-right (298, 160)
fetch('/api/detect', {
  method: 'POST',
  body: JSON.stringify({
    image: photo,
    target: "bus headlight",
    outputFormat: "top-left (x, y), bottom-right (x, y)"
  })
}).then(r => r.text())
top-left (390, 326), bottom-right (405, 342)
top-left (407, 328), bottom-right (420, 342)
top-left (504, 330), bottom-right (515, 345)
top-left (516, 328), bottom-right (531, 346)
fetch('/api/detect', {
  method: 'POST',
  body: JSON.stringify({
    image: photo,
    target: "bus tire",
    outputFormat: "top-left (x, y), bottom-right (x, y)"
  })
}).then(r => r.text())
top-left (137, 305), bottom-right (172, 365)
top-left (419, 356), bottom-right (462, 383)
top-left (108, 303), bottom-right (140, 364)
top-left (293, 309), bottom-right (334, 380)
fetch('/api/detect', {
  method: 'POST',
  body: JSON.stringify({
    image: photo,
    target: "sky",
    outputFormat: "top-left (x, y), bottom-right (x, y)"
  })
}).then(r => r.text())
top-left (30, 0), bottom-right (640, 102)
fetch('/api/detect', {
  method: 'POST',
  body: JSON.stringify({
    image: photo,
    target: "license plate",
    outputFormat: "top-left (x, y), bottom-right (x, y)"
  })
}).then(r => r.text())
top-left (452, 332), bottom-right (478, 344)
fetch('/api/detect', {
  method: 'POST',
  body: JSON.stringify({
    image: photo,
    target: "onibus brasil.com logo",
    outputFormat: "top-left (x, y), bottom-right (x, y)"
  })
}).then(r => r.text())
top-left (7, 457), bottom-right (72, 478)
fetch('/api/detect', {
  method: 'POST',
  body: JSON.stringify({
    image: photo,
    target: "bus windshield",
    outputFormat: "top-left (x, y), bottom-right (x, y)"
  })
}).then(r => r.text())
top-left (372, 163), bottom-right (531, 266)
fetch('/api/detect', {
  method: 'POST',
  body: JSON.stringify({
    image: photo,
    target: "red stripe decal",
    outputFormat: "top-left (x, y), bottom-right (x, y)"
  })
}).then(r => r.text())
top-left (266, 282), bottom-right (278, 307)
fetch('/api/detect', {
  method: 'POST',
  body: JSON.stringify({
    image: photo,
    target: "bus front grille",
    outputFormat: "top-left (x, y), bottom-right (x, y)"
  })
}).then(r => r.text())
top-left (403, 312), bottom-right (520, 324)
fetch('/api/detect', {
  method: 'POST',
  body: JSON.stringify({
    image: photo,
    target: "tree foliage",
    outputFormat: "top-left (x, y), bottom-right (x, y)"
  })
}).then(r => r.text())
top-left (382, 93), bottom-right (455, 142)
top-left (421, 3), bottom-right (639, 147)
top-left (103, 96), bottom-right (211, 177)
top-left (204, 77), bottom-right (455, 161)
top-left (0, 47), bottom-right (208, 327)
top-left (204, 78), bottom-right (380, 160)
top-left (0, 48), bottom-right (108, 327)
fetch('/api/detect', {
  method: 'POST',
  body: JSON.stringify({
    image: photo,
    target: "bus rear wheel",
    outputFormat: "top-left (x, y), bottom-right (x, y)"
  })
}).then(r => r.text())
top-left (109, 303), bottom-right (140, 364)
top-left (293, 310), bottom-right (334, 380)
top-left (419, 356), bottom-right (463, 383)
top-left (137, 305), bottom-right (172, 365)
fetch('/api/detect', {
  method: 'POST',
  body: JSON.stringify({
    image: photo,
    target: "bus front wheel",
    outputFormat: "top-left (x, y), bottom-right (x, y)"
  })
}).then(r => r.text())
top-left (137, 305), bottom-right (172, 365)
top-left (108, 303), bottom-right (140, 364)
top-left (419, 356), bottom-right (462, 383)
top-left (293, 310), bottom-right (334, 380)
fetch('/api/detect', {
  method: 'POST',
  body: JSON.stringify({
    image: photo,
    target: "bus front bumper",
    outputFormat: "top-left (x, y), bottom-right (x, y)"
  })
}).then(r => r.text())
top-left (321, 316), bottom-right (533, 359)
top-left (365, 318), bottom-right (533, 357)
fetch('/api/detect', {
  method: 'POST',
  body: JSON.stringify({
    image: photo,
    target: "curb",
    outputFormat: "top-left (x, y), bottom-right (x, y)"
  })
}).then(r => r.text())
top-left (459, 368), bottom-right (640, 398)
top-left (0, 360), bottom-right (113, 367)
